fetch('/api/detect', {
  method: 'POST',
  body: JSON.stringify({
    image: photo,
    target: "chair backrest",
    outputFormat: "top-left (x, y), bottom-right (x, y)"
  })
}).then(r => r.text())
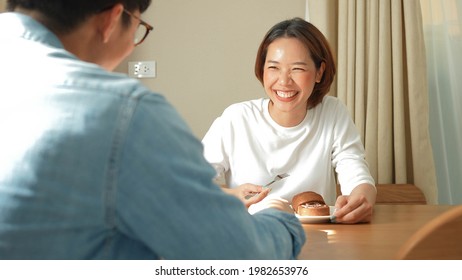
top-left (395, 205), bottom-right (462, 259)
top-left (336, 184), bottom-right (427, 204)
top-left (375, 184), bottom-right (426, 204)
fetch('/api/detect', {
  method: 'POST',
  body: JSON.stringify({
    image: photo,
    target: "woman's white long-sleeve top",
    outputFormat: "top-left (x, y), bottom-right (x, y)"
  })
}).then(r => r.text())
top-left (202, 96), bottom-right (375, 207)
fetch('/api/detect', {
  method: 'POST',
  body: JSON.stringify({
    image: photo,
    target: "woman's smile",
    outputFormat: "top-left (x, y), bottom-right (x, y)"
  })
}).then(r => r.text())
top-left (275, 90), bottom-right (298, 99)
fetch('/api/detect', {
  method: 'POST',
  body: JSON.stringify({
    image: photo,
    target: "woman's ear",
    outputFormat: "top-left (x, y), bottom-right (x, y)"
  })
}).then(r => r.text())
top-left (98, 4), bottom-right (124, 43)
top-left (316, 62), bottom-right (326, 83)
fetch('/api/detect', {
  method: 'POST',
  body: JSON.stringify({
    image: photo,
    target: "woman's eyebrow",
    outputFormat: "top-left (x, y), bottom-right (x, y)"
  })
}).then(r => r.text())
top-left (266, 60), bottom-right (308, 66)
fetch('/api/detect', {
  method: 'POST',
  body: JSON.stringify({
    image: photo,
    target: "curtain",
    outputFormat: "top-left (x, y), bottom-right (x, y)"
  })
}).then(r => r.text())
top-left (308, 0), bottom-right (438, 204)
top-left (421, 0), bottom-right (462, 204)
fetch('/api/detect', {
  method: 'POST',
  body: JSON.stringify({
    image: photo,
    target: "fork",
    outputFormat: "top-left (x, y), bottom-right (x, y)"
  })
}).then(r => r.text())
top-left (264, 173), bottom-right (290, 187)
top-left (245, 173), bottom-right (290, 199)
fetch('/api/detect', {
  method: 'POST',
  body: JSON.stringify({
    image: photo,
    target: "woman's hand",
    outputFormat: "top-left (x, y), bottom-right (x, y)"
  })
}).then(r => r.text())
top-left (333, 183), bottom-right (377, 223)
top-left (222, 183), bottom-right (271, 208)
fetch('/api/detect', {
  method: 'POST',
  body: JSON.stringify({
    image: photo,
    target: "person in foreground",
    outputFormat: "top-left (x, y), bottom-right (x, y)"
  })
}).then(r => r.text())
top-left (202, 18), bottom-right (376, 223)
top-left (0, 0), bottom-right (305, 259)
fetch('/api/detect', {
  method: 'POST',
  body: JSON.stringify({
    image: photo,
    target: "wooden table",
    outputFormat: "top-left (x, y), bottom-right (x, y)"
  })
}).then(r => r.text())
top-left (298, 204), bottom-right (455, 259)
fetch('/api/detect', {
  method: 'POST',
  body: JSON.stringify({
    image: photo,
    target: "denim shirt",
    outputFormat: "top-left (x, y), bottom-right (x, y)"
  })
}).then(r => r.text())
top-left (0, 13), bottom-right (305, 259)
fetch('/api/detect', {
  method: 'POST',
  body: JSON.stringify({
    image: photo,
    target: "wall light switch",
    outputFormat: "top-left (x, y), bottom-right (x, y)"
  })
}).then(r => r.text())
top-left (128, 61), bottom-right (156, 78)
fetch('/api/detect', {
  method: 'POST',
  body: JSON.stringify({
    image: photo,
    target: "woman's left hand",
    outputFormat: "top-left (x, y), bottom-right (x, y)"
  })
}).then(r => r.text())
top-left (332, 184), bottom-right (376, 223)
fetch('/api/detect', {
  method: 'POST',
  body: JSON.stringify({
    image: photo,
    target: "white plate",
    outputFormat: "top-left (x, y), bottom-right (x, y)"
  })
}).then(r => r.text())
top-left (295, 206), bottom-right (335, 224)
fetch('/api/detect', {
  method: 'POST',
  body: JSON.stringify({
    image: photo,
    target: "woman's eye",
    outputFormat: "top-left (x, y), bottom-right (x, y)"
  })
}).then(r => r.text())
top-left (292, 68), bottom-right (305, 71)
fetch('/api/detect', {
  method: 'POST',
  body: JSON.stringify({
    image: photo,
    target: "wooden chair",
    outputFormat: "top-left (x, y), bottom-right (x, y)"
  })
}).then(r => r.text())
top-left (336, 184), bottom-right (427, 205)
top-left (375, 184), bottom-right (426, 205)
top-left (396, 205), bottom-right (462, 259)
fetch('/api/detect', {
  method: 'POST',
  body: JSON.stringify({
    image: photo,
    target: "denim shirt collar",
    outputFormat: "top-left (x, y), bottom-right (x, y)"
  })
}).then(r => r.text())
top-left (0, 12), bottom-right (64, 49)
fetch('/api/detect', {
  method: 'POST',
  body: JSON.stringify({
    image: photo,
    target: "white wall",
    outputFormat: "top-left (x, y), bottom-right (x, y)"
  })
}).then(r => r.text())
top-left (115, 0), bottom-right (305, 138)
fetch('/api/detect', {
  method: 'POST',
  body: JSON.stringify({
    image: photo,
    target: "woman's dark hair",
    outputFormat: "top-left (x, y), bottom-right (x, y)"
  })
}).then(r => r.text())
top-left (255, 17), bottom-right (336, 109)
top-left (7, 0), bottom-right (151, 33)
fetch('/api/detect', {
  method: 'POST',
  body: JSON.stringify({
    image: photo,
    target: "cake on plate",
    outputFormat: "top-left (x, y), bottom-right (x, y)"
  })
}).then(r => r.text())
top-left (292, 191), bottom-right (330, 216)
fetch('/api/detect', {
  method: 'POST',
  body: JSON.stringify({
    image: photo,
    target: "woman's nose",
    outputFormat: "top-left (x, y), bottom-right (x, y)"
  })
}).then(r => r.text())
top-left (278, 71), bottom-right (292, 85)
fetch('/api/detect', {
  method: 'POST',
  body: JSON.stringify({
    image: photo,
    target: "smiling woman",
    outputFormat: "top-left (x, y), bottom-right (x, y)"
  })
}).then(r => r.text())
top-left (202, 18), bottom-right (377, 224)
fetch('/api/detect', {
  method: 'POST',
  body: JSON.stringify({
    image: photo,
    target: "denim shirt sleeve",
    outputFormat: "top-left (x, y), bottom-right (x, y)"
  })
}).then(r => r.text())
top-left (112, 92), bottom-right (306, 259)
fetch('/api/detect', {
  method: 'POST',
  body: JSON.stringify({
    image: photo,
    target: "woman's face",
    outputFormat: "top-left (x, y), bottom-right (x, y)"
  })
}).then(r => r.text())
top-left (263, 37), bottom-right (324, 124)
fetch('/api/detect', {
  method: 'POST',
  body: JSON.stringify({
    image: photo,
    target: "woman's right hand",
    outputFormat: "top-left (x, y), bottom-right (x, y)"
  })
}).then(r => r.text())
top-left (222, 184), bottom-right (271, 208)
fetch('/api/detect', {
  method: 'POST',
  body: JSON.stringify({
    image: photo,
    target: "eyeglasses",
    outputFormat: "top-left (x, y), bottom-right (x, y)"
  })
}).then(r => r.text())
top-left (123, 9), bottom-right (153, 46)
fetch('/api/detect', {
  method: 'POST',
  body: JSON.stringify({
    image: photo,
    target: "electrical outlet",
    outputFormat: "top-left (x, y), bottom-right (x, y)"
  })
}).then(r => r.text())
top-left (128, 61), bottom-right (156, 78)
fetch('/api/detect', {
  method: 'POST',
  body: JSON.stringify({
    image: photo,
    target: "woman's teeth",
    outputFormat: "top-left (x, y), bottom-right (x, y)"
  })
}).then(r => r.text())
top-left (276, 91), bottom-right (297, 98)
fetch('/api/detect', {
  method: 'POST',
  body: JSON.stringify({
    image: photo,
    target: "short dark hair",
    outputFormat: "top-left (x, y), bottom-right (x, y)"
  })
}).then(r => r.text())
top-left (255, 17), bottom-right (336, 109)
top-left (7, 0), bottom-right (151, 34)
